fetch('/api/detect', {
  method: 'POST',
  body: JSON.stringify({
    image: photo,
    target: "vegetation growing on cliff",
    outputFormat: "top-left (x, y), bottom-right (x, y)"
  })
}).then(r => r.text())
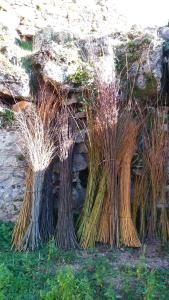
top-left (15, 39), bottom-right (33, 52)
top-left (67, 67), bottom-right (90, 86)
top-left (0, 109), bottom-right (14, 128)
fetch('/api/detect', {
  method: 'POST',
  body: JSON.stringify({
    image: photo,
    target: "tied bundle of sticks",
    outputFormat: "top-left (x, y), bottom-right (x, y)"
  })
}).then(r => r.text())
top-left (12, 95), bottom-right (59, 250)
top-left (117, 116), bottom-right (141, 247)
top-left (78, 83), bottom-right (141, 248)
top-left (55, 105), bottom-right (78, 250)
top-left (78, 107), bottom-right (106, 248)
top-left (78, 79), bottom-right (120, 247)
top-left (96, 81), bottom-right (119, 246)
top-left (78, 78), bottom-right (120, 248)
top-left (12, 168), bottom-right (32, 250)
top-left (143, 108), bottom-right (169, 240)
top-left (38, 96), bottom-right (60, 242)
top-left (132, 172), bottom-right (150, 240)
top-left (132, 107), bottom-right (169, 242)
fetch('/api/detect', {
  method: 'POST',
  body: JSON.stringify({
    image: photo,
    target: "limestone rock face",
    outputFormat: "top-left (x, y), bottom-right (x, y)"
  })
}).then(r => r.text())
top-left (0, 128), bottom-right (25, 221)
top-left (3, 0), bottom-right (128, 39)
top-left (32, 27), bottom-right (164, 100)
top-left (0, 54), bottom-right (30, 98)
top-left (0, 1), bottom-right (21, 62)
top-left (32, 30), bottom-right (117, 86)
top-left (158, 26), bottom-right (169, 41)
top-left (32, 35), bottom-right (82, 85)
top-left (115, 30), bottom-right (163, 100)
top-left (0, 0), bottom-right (166, 101)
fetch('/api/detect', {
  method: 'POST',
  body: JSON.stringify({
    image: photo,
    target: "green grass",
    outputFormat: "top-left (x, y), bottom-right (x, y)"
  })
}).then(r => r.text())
top-left (0, 109), bottom-right (14, 128)
top-left (15, 39), bottom-right (33, 52)
top-left (0, 222), bottom-right (169, 300)
top-left (20, 56), bottom-right (33, 73)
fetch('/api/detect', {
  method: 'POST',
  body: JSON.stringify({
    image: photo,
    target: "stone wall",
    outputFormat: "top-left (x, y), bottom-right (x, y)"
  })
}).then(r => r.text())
top-left (0, 116), bottom-right (25, 220)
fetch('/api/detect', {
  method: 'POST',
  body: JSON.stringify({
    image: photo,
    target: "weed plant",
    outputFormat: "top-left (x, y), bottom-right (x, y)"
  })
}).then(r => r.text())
top-left (0, 223), bottom-right (169, 299)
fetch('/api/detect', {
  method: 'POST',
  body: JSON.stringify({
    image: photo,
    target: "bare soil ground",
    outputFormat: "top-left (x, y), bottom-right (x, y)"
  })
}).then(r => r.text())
top-left (77, 240), bottom-right (169, 269)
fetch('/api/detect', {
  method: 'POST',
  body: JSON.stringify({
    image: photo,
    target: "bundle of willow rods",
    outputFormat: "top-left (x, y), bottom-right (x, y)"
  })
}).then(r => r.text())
top-left (132, 107), bottom-right (169, 241)
top-left (12, 167), bottom-right (32, 249)
top-left (55, 105), bottom-right (78, 250)
top-left (78, 107), bottom-right (104, 248)
top-left (132, 173), bottom-right (150, 240)
top-left (118, 120), bottom-right (141, 247)
top-left (39, 98), bottom-right (60, 242)
top-left (79, 87), bottom-right (141, 248)
top-left (79, 81), bottom-right (120, 247)
top-left (96, 81), bottom-right (119, 246)
top-left (159, 206), bottom-right (169, 242)
top-left (145, 112), bottom-right (168, 238)
top-left (82, 174), bottom-right (106, 248)
top-left (39, 160), bottom-right (55, 242)
top-left (12, 96), bottom-right (59, 250)
top-left (145, 109), bottom-right (169, 240)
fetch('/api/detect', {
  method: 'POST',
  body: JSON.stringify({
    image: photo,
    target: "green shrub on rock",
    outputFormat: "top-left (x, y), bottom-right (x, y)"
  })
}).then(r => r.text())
top-left (67, 67), bottom-right (90, 86)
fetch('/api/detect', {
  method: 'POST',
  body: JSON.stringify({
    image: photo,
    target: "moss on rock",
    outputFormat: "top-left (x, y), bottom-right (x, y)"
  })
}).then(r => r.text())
top-left (133, 73), bottom-right (157, 99)
top-left (115, 34), bottom-right (152, 74)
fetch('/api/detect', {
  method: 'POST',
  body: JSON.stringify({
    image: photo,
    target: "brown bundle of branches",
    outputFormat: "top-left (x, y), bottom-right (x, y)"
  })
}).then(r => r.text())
top-left (12, 168), bottom-right (32, 250)
top-left (78, 83), bottom-right (141, 248)
top-left (133, 107), bottom-right (169, 241)
top-left (96, 80), bottom-right (119, 246)
top-left (78, 106), bottom-right (106, 248)
top-left (55, 106), bottom-right (78, 250)
top-left (144, 108), bottom-right (169, 240)
top-left (38, 98), bottom-right (60, 242)
top-left (12, 98), bottom-right (58, 250)
top-left (78, 79), bottom-right (120, 247)
top-left (118, 119), bottom-right (141, 247)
